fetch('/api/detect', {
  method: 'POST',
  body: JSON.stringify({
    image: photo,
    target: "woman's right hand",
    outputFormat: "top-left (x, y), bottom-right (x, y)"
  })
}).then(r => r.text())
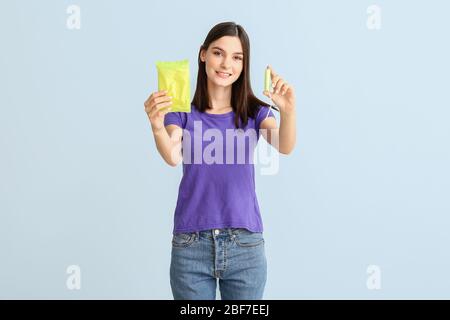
top-left (144, 90), bottom-right (173, 132)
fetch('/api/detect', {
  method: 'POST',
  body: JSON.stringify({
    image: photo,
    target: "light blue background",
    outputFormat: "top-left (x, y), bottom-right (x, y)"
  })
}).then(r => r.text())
top-left (1, 0), bottom-right (449, 299)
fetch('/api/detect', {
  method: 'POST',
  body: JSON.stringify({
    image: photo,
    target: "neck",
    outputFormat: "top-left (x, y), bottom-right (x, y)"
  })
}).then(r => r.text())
top-left (206, 78), bottom-right (232, 110)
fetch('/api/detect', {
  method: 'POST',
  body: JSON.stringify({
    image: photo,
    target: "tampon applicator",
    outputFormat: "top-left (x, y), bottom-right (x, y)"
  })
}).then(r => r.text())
top-left (264, 66), bottom-right (279, 119)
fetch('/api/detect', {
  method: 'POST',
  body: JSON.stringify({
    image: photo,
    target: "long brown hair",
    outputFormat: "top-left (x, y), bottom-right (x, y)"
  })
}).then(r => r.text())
top-left (192, 21), bottom-right (273, 129)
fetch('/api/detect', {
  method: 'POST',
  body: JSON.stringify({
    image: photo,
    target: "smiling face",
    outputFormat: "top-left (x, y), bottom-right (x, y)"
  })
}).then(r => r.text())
top-left (200, 36), bottom-right (244, 88)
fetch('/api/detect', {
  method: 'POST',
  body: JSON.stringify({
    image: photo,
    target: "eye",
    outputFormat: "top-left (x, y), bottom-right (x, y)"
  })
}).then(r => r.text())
top-left (234, 56), bottom-right (243, 61)
top-left (213, 51), bottom-right (222, 56)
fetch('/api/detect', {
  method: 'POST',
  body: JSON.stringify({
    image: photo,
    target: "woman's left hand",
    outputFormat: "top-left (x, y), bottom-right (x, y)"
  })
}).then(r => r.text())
top-left (263, 65), bottom-right (296, 114)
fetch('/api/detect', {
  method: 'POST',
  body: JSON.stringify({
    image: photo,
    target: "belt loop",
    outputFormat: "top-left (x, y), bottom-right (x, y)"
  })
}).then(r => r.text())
top-left (195, 231), bottom-right (199, 240)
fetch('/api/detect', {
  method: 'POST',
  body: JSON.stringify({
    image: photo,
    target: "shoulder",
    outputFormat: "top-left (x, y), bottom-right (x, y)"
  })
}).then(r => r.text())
top-left (255, 105), bottom-right (276, 130)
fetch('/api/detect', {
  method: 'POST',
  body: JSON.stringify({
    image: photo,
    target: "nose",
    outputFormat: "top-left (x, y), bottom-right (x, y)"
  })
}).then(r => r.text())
top-left (220, 56), bottom-right (233, 70)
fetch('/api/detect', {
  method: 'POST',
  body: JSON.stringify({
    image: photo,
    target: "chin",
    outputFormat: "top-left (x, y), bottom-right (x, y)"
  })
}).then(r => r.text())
top-left (214, 80), bottom-right (231, 86)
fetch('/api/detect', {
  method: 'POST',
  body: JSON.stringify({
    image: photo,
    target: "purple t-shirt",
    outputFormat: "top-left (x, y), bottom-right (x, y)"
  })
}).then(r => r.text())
top-left (164, 104), bottom-right (275, 234)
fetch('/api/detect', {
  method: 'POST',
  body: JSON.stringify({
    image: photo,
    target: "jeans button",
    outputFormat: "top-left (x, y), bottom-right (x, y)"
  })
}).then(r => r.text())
top-left (214, 229), bottom-right (220, 235)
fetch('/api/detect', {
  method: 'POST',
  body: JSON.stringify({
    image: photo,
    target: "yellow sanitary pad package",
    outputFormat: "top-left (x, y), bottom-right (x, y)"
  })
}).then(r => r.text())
top-left (155, 59), bottom-right (191, 113)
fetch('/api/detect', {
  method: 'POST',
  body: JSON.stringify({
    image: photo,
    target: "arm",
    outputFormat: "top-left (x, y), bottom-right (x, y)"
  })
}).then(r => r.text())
top-left (260, 65), bottom-right (297, 154)
top-left (144, 90), bottom-right (183, 167)
top-left (260, 108), bottom-right (296, 155)
top-left (151, 124), bottom-right (183, 167)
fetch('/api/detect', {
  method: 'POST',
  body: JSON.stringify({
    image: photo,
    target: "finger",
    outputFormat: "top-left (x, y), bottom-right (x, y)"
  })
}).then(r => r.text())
top-left (145, 90), bottom-right (168, 105)
top-left (268, 65), bottom-right (277, 79)
top-left (280, 84), bottom-right (290, 95)
top-left (154, 90), bottom-right (168, 98)
top-left (154, 95), bottom-right (172, 105)
top-left (145, 95), bottom-right (171, 112)
top-left (148, 100), bottom-right (172, 117)
top-left (155, 101), bottom-right (173, 113)
top-left (271, 75), bottom-right (281, 91)
top-left (274, 79), bottom-right (285, 94)
top-left (148, 105), bottom-right (161, 118)
top-left (158, 106), bottom-right (172, 117)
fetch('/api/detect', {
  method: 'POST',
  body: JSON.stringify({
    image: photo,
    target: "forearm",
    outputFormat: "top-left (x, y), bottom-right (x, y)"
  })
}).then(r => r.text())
top-left (151, 125), bottom-right (182, 166)
top-left (278, 109), bottom-right (296, 154)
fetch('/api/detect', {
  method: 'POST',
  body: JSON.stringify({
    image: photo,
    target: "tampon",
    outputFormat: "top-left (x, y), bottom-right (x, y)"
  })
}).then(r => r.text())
top-left (263, 66), bottom-right (280, 118)
top-left (264, 66), bottom-right (271, 92)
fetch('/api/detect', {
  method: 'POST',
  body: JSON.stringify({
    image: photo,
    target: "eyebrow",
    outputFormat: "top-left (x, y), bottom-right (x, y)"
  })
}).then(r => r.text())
top-left (212, 46), bottom-right (243, 55)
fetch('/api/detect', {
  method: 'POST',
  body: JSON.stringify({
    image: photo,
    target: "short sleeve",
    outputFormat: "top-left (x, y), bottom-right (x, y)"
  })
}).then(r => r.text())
top-left (164, 111), bottom-right (186, 129)
top-left (255, 105), bottom-right (276, 131)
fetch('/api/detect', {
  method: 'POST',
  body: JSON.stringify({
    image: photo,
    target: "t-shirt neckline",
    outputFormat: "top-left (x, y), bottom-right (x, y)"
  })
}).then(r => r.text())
top-left (200, 108), bottom-right (234, 118)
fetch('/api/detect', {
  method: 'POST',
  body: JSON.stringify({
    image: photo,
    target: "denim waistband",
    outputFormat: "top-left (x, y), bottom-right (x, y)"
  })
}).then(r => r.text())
top-left (192, 228), bottom-right (246, 239)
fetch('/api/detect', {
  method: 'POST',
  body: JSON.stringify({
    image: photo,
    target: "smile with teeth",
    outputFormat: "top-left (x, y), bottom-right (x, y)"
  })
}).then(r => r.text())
top-left (216, 71), bottom-right (232, 78)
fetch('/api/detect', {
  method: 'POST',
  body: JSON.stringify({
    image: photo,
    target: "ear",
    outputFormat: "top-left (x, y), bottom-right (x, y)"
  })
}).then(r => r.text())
top-left (200, 48), bottom-right (206, 62)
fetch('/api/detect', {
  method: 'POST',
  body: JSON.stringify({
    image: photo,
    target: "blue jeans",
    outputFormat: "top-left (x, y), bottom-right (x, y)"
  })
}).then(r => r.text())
top-left (170, 228), bottom-right (267, 300)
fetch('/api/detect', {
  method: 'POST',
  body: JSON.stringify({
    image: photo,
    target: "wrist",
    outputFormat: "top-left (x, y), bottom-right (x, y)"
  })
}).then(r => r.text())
top-left (151, 123), bottom-right (165, 135)
top-left (280, 106), bottom-right (296, 117)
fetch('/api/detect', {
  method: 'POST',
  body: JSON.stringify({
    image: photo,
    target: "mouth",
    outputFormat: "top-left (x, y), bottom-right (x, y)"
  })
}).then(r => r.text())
top-left (215, 71), bottom-right (232, 78)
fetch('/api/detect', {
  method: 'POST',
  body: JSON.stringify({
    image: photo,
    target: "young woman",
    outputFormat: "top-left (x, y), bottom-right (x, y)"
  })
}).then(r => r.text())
top-left (144, 21), bottom-right (296, 300)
